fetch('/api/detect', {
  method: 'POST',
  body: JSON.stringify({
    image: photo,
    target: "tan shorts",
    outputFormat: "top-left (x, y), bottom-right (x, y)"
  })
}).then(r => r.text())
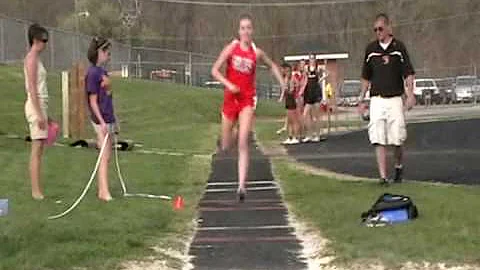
top-left (368, 96), bottom-right (407, 146)
top-left (25, 99), bottom-right (48, 140)
top-left (92, 122), bottom-right (116, 136)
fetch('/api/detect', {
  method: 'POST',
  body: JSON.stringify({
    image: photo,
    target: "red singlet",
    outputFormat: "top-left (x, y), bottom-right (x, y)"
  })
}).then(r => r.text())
top-left (292, 71), bottom-right (304, 99)
top-left (222, 40), bottom-right (257, 121)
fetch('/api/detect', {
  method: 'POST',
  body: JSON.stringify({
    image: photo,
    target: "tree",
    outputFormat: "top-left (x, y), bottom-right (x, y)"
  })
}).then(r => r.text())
top-left (57, 0), bottom-right (124, 40)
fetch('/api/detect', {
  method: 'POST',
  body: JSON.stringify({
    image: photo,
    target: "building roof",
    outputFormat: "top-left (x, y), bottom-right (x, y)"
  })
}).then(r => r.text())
top-left (283, 40), bottom-right (349, 61)
top-left (284, 53), bottom-right (349, 61)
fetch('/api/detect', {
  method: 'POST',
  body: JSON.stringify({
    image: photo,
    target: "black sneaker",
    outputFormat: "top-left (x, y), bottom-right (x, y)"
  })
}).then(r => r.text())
top-left (237, 190), bottom-right (246, 203)
top-left (379, 178), bottom-right (391, 185)
top-left (393, 166), bottom-right (403, 183)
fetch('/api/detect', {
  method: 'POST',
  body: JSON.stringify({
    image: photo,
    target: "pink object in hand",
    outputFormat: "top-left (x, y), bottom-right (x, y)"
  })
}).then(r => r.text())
top-left (46, 121), bottom-right (60, 146)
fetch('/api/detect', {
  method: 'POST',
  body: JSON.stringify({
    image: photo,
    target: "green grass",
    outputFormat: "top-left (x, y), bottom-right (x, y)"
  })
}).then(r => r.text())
top-left (0, 65), bottom-right (218, 270)
top-left (274, 162), bottom-right (480, 267)
top-left (254, 104), bottom-right (480, 267)
top-left (0, 64), bottom-right (286, 270)
top-left (255, 116), bottom-right (480, 268)
top-left (0, 144), bottom-right (210, 270)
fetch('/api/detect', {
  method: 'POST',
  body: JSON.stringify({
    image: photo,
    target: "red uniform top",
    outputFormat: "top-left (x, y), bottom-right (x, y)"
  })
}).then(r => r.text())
top-left (292, 71), bottom-right (304, 98)
top-left (222, 40), bottom-right (258, 121)
top-left (225, 40), bottom-right (257, 101)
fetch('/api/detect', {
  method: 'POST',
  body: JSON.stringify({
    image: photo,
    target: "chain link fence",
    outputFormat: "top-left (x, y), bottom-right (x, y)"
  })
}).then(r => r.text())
top-left (0, 14), bottom-right (279, 100)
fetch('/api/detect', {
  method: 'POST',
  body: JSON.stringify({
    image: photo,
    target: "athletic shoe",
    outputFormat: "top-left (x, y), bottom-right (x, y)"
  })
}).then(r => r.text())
top-left (312, 136), bottom-right (320, 142)
top-left (237, 190), bottom-right (246, 203)
top-left (379, 178), bottom-right (392, 185)
top-left (32, 194), bottom-right (45, 201)
top-left (302, 136), bottom-right (312, 143)
top-left (290, 138), bottom-right (300, 144)
top-left (276, 127), bottom-right (286, 135)
top-left (393, 166), bottom-right (403, 183)
top-left (281, 138), bottom-right (292, 145)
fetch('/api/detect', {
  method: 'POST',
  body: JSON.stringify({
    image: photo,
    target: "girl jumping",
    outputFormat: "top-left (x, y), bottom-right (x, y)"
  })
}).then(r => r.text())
top-left (211, 14), bottom-right (285, 202)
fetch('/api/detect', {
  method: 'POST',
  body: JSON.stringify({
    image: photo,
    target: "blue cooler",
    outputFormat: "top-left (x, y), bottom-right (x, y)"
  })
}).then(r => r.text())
top-left (0, 199), bottom-right (8, 217)
top-left (380, 208), bottom-right (409, 224)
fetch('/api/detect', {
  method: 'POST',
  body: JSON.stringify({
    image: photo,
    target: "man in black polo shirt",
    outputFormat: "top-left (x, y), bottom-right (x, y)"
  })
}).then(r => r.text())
top-left (358, 13), bottom-right (416, 184)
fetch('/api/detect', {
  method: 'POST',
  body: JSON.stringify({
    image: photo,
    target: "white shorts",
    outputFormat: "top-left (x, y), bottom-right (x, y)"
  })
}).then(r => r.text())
top-left (368, 96), bottom-right (406, 146)
top-left (25, 99), bottom-right (48, 140)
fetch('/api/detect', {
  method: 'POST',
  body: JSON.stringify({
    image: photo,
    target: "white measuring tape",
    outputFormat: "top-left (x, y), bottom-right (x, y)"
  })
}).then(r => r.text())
top-left (113, 134), bottom-right (172, 201)
top-left (48, 133), bottom-right (172, 220)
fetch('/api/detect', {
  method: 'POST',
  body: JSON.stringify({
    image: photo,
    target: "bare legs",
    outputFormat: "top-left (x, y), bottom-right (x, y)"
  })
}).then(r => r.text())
top-left (30, 140), bottom-right (45, 200)
top-left (303, 103), bottom-right (321, 140)
top-left (375, 145), bottom-right (404, 180)
top-left (375, 146), bottom-right (388, 179)
top-left (221, 107), bottom-right (255, 199)
top-left (287, 109), bottom-right (300, 140)
top-left (96, 131), bottom-right (112, 201)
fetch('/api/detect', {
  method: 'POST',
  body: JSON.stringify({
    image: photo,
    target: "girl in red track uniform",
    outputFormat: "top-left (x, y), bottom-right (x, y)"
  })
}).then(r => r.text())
top-left (211, 14), bottom-right (285, 202)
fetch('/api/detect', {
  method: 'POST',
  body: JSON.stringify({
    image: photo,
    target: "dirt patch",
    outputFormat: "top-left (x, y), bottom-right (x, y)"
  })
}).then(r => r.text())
top-left (121, 222), bottom-right (197, 270)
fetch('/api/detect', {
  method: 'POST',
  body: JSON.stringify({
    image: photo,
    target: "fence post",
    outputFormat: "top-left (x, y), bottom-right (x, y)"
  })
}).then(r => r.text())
top-left (189, 52), bottom-right (193, 86)
top-left (136, 53), bottom-right (141, 78)
top-left (62, 71), bottom-right (70, 138)
top-left (109, 41), bottom-right (114, 71)
top-left (0, 18), bottom-right (5, 63)
top-left (72, 35), bottom-right (76, 64)
top-left (127, 44), bottom-right (132, 79)
top-left (24, 23), bottom-right (29, 55)
top-left (269, 77), bottom-right (273, 99)
top-left (49, 30), bottom-right (55, 70)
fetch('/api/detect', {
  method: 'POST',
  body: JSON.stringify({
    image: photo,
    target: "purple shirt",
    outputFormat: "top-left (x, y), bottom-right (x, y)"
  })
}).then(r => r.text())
top-left (85, 66), bottom-right (115, 124)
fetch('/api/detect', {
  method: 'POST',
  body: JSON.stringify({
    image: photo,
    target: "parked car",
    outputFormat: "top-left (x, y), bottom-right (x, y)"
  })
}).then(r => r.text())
top-left (339, 80), bottom-right (362, 106)
top-left (454, 76), bottom-right (480, 103)
top-left (414, 78), bottom-right (441, 105)
top-left (434, 77), bottom-right (455, 104)
top-left (203, 80), bottom-right (222, 89)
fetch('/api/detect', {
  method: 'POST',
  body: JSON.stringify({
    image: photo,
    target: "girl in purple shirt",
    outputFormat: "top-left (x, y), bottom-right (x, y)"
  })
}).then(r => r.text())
top-left (85, 37), bottom-right (115, 202)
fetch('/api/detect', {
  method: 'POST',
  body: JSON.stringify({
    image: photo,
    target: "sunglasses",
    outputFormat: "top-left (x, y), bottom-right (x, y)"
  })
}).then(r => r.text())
top-left (374, 27), bottom-right (384, 33)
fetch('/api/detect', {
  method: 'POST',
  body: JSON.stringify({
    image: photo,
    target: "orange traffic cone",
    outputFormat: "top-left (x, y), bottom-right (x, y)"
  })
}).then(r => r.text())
top-left (173, 196), bottom-right (184, 210)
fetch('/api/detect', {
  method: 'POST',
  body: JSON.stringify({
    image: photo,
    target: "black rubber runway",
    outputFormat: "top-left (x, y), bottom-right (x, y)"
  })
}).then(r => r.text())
top-left (287, 119), bottom-right (480, 185)
top-left (189, 143), bottom-right (306, 270)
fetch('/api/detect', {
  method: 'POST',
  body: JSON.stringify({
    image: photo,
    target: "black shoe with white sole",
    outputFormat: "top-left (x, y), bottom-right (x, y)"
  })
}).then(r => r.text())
top-left (237, 190), bottom-right (246, 203)
top-left (379, 178), bottom-right (391, 185)
top-left (394, 166), bottom-right (403, 183)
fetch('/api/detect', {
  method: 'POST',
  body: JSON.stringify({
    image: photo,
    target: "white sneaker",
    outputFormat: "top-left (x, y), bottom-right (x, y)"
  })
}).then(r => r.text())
top-left (281, 138), bottom-right (292, 145)
top-left (276, 127), bottom-right (286, 135)
top-left (290, 138), bottom-right (300, 144)
top-left (312, 136), bottom-right (320, 142)
top-left (302, 137), bottom-right (312, 143)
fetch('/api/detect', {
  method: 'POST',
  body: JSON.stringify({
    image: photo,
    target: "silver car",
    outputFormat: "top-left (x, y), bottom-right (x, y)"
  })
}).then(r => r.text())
top-left (339, 80), bottom-right (362, 107)
top-left (454, 76), bottom-right (480, 103)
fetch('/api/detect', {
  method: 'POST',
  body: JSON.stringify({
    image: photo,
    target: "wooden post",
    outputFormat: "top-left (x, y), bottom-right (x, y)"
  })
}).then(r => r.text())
top-left (68, 61), bottom-right (87, 140)
top-left (78, 62), bottom-right (87, 139)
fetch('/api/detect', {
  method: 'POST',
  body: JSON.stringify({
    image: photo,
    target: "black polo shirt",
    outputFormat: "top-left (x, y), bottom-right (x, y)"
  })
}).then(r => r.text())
top-left (361, 38), bottom-right (415, 97)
